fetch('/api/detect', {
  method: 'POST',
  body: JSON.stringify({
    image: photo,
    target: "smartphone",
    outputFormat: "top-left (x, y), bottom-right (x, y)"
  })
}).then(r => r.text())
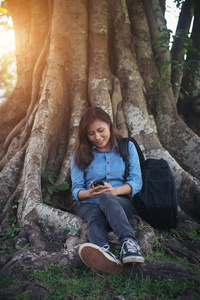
top-left (93, 180), bottom-right (104, 187)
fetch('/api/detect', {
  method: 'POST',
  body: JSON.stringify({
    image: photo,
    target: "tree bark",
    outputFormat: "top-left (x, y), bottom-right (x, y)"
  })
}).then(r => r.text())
top-left (177, 0), bottom-right (200, 137)
top-left (171, 0), bottom-right (195, 100)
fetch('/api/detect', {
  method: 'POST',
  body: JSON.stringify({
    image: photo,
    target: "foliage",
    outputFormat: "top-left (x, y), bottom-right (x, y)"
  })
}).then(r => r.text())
top-left (0, 1), bottom-right (16, 104)
top-left (0, 243), bottom-right (31, 255)
top-left (0, 197), bottom-right (31, 255)
top-left (0, 50), bottom-right (16, 97)
top-left (30, 264), bottom-right (197, 299)
top-left (0, 273), bottom-right (22, 290)
top-left (184, 227), bottom-right (200, 243)
top-left (0, 6), bottom-right (7, 16)
top-left (0, 216), bottom-right (20, 241)
top-left (0, 227), bottom-right (199, 299)
top-left (174, 0), bottom-right (185, 9)
top-left (0, 0), bottom-right (8, 17)
top-left (42, 172), bottom-right (70, 205)
top-left (0, 49), bottom-right (16, 82)
top-left (0, 1), bottom-right (8, 13)
top-left (0, 214), bottom-right (28, 255)
top-left (0, 261), bottom-right (199, 299)
top-left (0, 215), bottom-right (26, 255)
top-left (153, 28), bottom-right (200, 97)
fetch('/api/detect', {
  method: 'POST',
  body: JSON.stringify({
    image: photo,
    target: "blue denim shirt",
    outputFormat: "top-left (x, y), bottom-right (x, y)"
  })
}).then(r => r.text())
top-left (71, 141), bottom-right (142, 204)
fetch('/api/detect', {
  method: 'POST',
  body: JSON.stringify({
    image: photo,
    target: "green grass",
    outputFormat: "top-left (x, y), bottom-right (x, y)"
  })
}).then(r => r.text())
top-left (28, 264), bottom-right (200, 299)
top-left (184, 227), bottom-right (200, 243)
top-left (1, 262), bottom-right (199, 300)
top-left (0, 273), bottom-right (22, 290)
top-left (0, 227), bottom-right (199, 299)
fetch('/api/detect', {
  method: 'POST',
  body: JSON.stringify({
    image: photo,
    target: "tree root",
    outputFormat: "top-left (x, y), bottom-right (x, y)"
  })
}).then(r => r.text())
top-left (0, 0), bottom-right (53, 161)
top-left (0, 279), bottom-right (51, 300)
top-left (0, 246), bottom-right (82, 276)
top-left (163, 241), bottom-right (200, 265)
top-left (134, 261), bottom-right (199, 282)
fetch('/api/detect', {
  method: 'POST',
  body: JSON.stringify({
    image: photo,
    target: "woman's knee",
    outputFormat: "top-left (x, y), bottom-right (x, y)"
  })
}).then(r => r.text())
top-left (99, 192), bottom-right (118, 209)
top-left (88, 214), bottom-right (105, 227)
top-left (99, 192), bottom-right (110, 205)
top-left (87, 208), bottom-right (107, 229)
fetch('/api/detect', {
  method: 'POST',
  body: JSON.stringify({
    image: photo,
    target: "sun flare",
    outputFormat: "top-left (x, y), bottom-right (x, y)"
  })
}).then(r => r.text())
top-left (0, 13), bottom-right (16, 103)
top-left (0, 26), bottom-right (15, 55)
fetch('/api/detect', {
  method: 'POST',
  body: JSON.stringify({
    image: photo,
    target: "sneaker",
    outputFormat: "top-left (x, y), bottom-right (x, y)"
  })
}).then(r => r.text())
top-left (79, 243), bottom-right (123, 274)
top-left (120, 239), bottom-right (145, 264)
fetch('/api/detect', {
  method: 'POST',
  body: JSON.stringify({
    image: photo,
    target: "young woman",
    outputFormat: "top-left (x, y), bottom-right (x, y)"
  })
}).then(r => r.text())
top-left (71, 107), bottom-right (144, 274)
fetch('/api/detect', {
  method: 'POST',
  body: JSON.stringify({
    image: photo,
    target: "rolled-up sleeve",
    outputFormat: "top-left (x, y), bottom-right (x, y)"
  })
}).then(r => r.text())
top-left (125, 142), bottom-right (142, 196)
top-left (70, 154), bottom-right (86, 201)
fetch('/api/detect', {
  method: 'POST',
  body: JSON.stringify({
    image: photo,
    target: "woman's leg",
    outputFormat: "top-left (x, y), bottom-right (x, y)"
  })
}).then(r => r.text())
top-left (77, 202), bottom-right (109, 248)
top-left (99, 193), bottom-right (144, 264)
top-left (99, 192), bottom-right (136, 246)
top-left (77, 202), bottom-right (123, 274)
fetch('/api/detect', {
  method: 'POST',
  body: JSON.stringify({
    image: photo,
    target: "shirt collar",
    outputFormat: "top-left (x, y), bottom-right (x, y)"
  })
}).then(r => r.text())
top-left (92, 144), bottom-right (116, 152)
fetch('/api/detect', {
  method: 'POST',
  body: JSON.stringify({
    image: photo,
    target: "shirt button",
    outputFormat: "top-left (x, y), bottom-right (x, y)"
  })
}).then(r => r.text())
top-left (107, 173), bottom-right (110, 175)
top-left (107, 161), bottom-right (109, 164)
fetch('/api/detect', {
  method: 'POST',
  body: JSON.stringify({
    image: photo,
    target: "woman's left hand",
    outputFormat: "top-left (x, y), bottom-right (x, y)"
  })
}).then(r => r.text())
top-left (102, 183), bottom-right (118, 195)
top-left (102, 183), bottom-right (132, 196)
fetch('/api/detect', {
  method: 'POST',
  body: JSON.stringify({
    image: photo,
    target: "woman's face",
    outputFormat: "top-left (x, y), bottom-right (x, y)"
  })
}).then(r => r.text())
top-left (87, 119), bottom-right (111, 151)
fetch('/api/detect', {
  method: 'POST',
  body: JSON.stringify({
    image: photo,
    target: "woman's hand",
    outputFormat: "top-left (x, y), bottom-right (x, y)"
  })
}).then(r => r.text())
top-left (89, 182), bottom-right (108, 198)
top-left (93, 182), bottom-right (132, 196)
top-left (89, 182), bottom-right (118, 197)
top-left (99, 182), bottom-right (118, 195)
top-left (78, 182), bottom-right (132, 200)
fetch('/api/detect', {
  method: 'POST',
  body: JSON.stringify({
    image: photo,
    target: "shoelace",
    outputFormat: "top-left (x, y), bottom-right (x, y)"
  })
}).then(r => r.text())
top-left (101, 245), bottom-right (120, 265)
top-left (120, 240), bottom-right (141, 257)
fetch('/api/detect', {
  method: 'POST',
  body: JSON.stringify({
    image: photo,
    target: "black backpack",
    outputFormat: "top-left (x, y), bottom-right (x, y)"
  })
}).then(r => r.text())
top-left (119, 137), bottom-right (178, 229)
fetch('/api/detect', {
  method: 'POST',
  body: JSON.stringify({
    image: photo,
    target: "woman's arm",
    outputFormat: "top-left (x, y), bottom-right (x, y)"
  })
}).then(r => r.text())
top-left (71, 154), bottom-right (87, 201)
top-left (101, 183), bottom-right (132, 196)
top-left (77, 189), bottom-right (91, 200)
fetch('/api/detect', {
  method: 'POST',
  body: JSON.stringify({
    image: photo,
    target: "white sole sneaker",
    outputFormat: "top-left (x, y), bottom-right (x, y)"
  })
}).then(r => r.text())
top-left (122, 255), bottom-right (145, 264)
top-left (79, 243), bottom-right (123, 274)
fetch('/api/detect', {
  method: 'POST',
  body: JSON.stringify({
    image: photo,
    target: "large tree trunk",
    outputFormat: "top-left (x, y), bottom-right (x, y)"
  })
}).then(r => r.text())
top-left (0, 0), bottom-right (200, 282)
top-left (171, 0), bottom-right (195, 100)
top-left (177, 0), bottom-right (200, 137)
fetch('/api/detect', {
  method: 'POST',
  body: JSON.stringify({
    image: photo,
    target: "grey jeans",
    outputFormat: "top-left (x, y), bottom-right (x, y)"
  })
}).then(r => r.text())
top-left (76, 192), bottom-right (136, 248)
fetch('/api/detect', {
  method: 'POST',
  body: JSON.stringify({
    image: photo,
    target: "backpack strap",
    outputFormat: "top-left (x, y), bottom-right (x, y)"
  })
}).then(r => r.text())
top-left (119, 138), bottom-right (129, 181)
top-left (119, 137), bottom-right (146, 181)
top-left (128, 137), bottom-right (146, 167)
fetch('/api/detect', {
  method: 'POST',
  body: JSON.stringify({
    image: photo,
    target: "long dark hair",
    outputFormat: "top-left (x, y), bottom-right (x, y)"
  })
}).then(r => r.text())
top-left (74, 107), bottom-right (123, 168)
